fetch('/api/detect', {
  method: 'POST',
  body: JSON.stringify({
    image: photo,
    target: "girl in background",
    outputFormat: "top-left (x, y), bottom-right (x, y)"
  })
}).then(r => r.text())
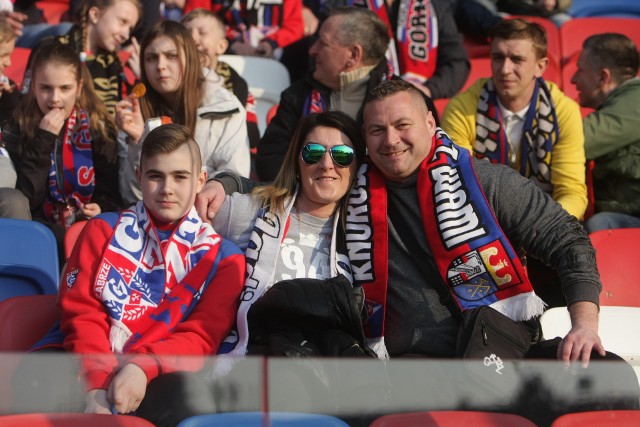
top-left (4, 43), bottom-right (121, 258)
top-left (24, 0), bottom-right (141, 116)
top-left (116, 20), bottom-right (249, 205)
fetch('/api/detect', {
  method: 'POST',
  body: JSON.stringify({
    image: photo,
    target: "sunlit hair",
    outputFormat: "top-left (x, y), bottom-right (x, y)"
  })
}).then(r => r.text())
top-left (0, 17), bottom-right (15, 44)
top-left (365, 79), bottom-right (429, 116)
top-left (139, 20), bottom-right (204, 133)
top-left (488, 18), bottom-right (547, 59)
top-left (328, 7), bottom-right (390, 65)
top-left (13, 42), bottom-right (116, 144)
top-left (253, 111), bottom-right (366, 223)
top-left (583, 33), bottom-right (639, 84)
top-left (78, 0), bottom-right (142, 53)
top-left (140, 123), bottom-right (202, 172)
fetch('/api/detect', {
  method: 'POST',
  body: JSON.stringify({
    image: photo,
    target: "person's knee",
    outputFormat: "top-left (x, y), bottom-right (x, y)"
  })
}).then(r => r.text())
top-left (584, 212), bottom-right (640, 233)
top-left (0, 188), bottom-right (31, 219)
top-left (136, 372), bottom-right (216, 427)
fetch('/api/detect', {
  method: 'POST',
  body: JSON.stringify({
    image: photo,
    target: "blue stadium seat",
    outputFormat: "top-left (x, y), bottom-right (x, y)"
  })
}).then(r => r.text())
top-left (177, 412), bottom-right (350, 427)
top-left (0, 218), bottom-right (59, 301)
top-left (569, 0), bottom-right (640, 18)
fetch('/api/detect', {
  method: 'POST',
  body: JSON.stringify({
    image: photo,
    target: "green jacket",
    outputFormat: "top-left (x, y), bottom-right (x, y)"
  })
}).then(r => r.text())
top-left (584, 77), bottom-right (640, 215)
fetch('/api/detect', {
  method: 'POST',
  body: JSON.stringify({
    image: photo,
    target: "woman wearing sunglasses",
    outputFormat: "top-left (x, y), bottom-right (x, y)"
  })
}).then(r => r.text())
top-left (212, 111), bottom-right (376, 360)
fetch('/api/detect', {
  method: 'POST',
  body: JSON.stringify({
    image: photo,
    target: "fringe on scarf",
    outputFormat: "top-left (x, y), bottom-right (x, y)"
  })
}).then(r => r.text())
top-left (109, 319), bottom-right (133, 354)
top-left (490, 292), bottom-right (547, 322)
top-left (366, 337), bottom-right (390, 360)
top-left (210, 354), bottom-right (242, 379)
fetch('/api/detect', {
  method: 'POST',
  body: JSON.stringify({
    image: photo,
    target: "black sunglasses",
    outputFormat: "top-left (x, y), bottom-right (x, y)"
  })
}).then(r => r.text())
top-left (300, 143), bottom-right (355, 167)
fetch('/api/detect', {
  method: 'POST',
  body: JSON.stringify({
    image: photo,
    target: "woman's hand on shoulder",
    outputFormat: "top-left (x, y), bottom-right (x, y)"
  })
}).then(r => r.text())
top-left (195, 180), bottom-right (226, 224)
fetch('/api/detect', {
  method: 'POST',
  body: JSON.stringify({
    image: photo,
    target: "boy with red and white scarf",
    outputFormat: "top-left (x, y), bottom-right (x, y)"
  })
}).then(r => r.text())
top-left (35, 124), bottom-right (245, 425)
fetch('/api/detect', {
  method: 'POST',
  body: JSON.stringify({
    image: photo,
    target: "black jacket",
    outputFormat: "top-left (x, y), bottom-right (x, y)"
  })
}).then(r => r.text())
top-left (3, 122), bottom-right (122, 218)
top-left (255, 61), bottom-right (438, 181)
top-left (247, 275), bottom-right (376, 358)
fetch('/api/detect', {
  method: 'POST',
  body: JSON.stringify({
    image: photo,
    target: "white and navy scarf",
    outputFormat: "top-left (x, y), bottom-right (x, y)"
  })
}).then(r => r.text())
top-left (217, 191), bottom-right (353, 364)
top-left (475, 78), bottom-right (559, 192)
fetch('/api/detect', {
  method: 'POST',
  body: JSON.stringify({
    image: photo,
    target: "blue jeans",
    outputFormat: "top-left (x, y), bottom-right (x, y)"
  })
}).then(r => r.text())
top-left (584, 212), bottom-right (640, 233)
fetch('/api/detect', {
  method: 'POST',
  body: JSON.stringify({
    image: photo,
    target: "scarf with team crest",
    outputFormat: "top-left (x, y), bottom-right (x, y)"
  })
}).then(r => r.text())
top-left (475, 78), bottom-right (559, 192)
top-left (355, 129), bottom-right (546, 355)
top-left (97, 202), bottom-right (221, 354)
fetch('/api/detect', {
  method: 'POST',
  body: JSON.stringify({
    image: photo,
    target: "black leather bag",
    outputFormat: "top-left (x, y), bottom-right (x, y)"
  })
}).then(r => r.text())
top-left (455, 306), bottom-right (533, 360)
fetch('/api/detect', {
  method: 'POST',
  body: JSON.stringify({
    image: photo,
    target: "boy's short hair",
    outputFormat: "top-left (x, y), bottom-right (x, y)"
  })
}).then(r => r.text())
top-left (0, 17), bottom-right (15, 44)
top-left (140, 123), bottom-right (202, 172)
top-left (181, 8), bottom-right (225, 34)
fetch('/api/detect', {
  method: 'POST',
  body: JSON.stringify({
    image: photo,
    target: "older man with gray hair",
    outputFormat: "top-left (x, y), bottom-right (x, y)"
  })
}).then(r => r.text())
top-left (255, 6), bottom-right (437, 181)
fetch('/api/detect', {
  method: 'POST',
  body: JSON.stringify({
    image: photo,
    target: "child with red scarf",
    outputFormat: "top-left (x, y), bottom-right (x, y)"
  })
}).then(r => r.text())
top-left (19, 124), bottom-right (245, 426)
top-left (3, 43), bottom-right (121, 233)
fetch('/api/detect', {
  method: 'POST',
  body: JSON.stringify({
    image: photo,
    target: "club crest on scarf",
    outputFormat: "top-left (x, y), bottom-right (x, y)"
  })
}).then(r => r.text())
top-left (422, 129), bottom-right (532, 310)
top-left (96, 202), bottom-right (220, 352)
top-left (447, 241), bottom-right (523, 302)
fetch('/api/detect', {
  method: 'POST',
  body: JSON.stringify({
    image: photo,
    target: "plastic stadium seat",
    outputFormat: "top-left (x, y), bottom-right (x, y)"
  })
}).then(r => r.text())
top-left (463, 34), bottom-right (491, 59)
top-left (559, 18), bottom-right (640, 65)
top-left (177, 412), bottom-right (350, 426)
top-left (218, 55), bottom-right (290, 136)
top-left (4, 47), bottom-right (31, 89)
top-left (589, 228), bottom-right (640, 307)
top-left (0, 218), bottom-right (59, 301)
top-left (550, 410), bottom-right (640, 426)
top-left (0, 294), bottom-right (58, 352)
top-left (369, 411), bottom-right (537, 426)
top-left (0, 413), bottom-right (155, 426)
top-left (64, 220), bottom-right (88, 260)
top-left (569, 0), bottom-right (640, 18)
top-left (540, 306), bottom-right (640, 360)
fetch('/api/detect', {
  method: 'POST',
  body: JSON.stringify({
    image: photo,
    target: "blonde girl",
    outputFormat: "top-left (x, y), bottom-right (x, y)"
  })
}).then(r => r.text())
top-left (24, 0), bottom-right (141, 116)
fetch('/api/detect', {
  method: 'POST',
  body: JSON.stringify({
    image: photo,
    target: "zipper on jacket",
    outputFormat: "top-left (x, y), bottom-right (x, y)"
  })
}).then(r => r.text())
top-left (480, 320), bottom-right (528, 351)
